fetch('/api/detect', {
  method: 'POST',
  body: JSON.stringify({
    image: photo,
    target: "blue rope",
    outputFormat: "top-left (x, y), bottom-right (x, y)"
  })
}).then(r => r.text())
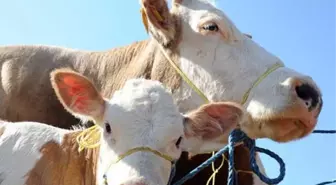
top-left (315, 179), bottom-right (336, 185)
top-left (173, 129), bottom-right (286, 185)
top-left (312, 130), bottom-right (336, 185)
top-left (313, 130), bottom-right (336, 185)
top-left (313, 130), bottom-right (336, 134)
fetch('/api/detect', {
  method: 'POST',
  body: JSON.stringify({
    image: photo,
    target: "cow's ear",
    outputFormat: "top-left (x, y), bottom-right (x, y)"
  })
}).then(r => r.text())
top-left (140, 0), bottom-right (177, 46)
top-left (181, 102), bottom-right (245, 153)
top-left (50, 69), bottom-right (105, 121)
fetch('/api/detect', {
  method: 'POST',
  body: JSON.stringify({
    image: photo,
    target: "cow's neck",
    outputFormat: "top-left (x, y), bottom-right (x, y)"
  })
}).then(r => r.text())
top-left (73, 39), bottom-right (182, 99)
top-left (25, 131), bottom-right (99, 185)
top-left (74, 38), bottom-right (211, 113)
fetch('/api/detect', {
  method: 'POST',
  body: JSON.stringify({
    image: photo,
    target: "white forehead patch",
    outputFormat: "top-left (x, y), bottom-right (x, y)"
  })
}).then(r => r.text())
top-left (106, 78), bottom-right (182, 130)
top-left (109, 78), bottom-right (177, 113)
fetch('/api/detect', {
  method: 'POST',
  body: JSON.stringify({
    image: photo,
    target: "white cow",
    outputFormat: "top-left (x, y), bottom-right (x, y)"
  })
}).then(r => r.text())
top-left (0, 69), bottom-right (246, 185)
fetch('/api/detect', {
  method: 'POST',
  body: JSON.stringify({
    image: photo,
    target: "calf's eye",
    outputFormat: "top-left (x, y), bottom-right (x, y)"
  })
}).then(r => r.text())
top-left (105, 122), bottom-right (111, 134)
top-left (175, 136), bottom-right (183, 148)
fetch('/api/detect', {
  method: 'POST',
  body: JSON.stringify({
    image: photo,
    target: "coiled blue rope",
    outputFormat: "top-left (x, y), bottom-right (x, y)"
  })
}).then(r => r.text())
top-left (173, 129), bottom-right (286, 185)
top-left (173, 128), bottom-right (336, 185)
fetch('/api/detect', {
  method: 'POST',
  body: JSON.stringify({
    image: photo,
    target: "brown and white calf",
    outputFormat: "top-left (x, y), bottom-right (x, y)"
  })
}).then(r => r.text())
top-left (0, 0), bottom-right (323, 184)
top-left (0, 69), bottom-right (246, 185)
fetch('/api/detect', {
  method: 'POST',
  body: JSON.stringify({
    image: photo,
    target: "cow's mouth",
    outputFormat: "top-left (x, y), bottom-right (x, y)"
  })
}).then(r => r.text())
top-left (275, 119), bottom-right (309, 142)
top-left (239, 116), bottom-right (317, 143)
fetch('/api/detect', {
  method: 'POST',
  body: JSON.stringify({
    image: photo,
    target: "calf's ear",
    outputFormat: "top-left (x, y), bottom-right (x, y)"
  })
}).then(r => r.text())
top-left (50, 69), bottom-right (105, 121)
top-left (182, 102), bottom-right (245, 153)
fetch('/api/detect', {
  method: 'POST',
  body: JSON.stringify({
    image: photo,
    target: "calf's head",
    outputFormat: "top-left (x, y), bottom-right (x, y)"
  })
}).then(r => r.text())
top-left (50, 69), bottom-right (246, 185)
top-left (141, 0), bottom-right (323, 142)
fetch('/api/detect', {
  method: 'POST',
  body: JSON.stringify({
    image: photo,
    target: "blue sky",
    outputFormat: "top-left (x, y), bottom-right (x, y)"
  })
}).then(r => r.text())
top-left (1, 0), bottom-right (334, 184)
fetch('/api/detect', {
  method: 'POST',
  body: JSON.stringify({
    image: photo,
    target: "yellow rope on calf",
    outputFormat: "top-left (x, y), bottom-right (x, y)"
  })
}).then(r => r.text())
top-left (76, 124), bottom-right (101, 152)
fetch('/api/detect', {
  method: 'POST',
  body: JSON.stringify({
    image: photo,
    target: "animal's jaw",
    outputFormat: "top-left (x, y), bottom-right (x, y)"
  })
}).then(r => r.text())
top-left (240, 112), bottom-right (319, 143)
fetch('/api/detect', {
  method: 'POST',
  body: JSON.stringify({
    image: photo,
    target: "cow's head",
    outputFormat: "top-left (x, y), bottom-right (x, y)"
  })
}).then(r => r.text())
top-left (140, 0), bottom-right (323, 142)
top-left (50, 69), bottom-right (246, 185)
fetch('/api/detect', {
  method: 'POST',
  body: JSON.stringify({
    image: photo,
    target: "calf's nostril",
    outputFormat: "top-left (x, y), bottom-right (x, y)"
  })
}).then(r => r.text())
top-left (295, 83), bottom-right (319, 110)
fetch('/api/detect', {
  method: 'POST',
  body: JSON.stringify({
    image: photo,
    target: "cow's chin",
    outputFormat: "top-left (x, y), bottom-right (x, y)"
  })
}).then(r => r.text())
top-left (240, 117), bottom-right (315, 143)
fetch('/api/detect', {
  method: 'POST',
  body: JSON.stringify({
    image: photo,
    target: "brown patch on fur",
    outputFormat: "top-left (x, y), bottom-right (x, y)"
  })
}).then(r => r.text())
top-left (25, 131), bottom-right (99, 185)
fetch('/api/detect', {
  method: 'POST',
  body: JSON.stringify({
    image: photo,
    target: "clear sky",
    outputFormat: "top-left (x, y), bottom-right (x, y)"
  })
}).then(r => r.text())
top-left (1, 0), bottom-right (334, 184)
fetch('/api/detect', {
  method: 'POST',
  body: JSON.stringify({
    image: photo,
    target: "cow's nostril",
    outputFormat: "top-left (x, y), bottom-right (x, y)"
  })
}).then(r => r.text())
top-left (295, 83), bottom-right (319, 110)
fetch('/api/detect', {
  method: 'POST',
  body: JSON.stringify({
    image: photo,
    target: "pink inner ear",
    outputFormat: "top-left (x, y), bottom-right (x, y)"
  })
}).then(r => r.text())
top-left (63, 76), bottom-right (85, 88)
top-left (71, 93), bottom-right (90, 114)
top-left (187, 103), bottom-right (243, 140)
top-left (61, 76), bottom-right (91, 114)
top-left (205, 105), bottom-right (229, 119)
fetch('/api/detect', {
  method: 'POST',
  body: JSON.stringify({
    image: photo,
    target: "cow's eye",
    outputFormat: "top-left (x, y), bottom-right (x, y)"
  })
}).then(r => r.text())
top-left (202, 23), bottom-right (219, 32)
